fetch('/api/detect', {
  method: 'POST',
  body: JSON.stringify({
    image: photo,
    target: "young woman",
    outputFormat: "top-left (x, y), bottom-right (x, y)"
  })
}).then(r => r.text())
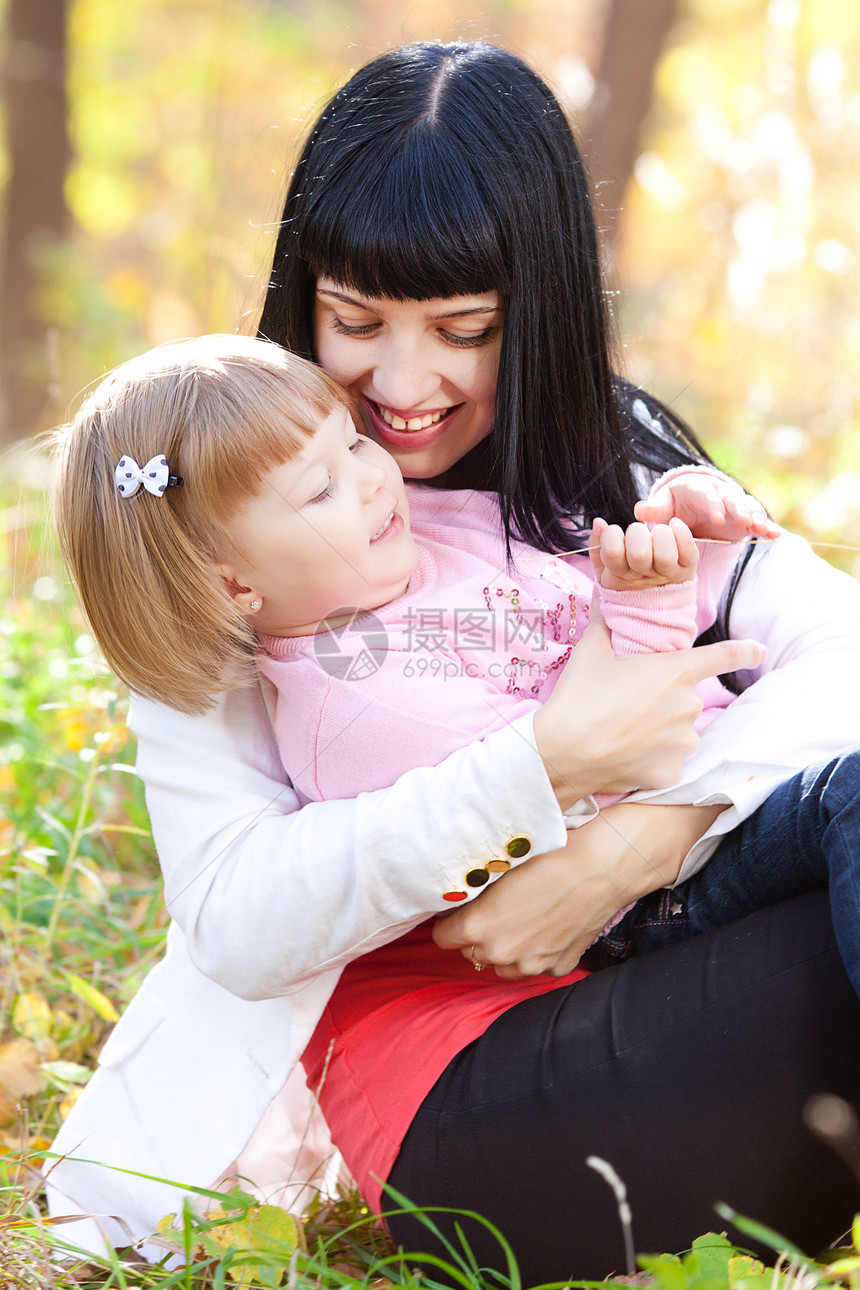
top-left (48, 42), bottom-right (860, 1280)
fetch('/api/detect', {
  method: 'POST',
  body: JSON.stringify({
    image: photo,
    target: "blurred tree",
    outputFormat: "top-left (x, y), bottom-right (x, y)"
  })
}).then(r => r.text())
top-left (589, 0), bottom-right (678, 246)
top-left (0, 0), bottom-right (70, 442)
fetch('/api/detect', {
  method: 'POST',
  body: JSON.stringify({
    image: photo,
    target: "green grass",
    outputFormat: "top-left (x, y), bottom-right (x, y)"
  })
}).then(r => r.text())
top-left (3, 461), bottom-right (860, 1288)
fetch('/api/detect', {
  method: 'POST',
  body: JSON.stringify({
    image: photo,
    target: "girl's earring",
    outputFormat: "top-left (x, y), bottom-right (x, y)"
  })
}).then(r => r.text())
top-left (250, 599), bottom-right (261, 612)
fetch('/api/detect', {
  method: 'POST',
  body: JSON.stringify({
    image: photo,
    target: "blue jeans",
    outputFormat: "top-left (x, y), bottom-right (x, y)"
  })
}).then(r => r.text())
top-left (587, 748), bottom-right (860, 995)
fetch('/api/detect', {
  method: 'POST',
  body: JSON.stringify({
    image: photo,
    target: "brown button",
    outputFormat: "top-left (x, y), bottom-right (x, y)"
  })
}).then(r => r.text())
top-left (485, 857), bottom-right (511, 873)
top-left (506, 835), bottom-right (532, 859)
top-left (465, 868), bottom-right (490, 888)
top-left (442, 890), bottom-right (468, 903)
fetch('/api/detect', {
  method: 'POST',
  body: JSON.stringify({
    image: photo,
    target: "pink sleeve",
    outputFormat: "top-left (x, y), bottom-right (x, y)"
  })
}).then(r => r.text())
top-left (598, 580), bottom-right (699, 655)
top-left (693, 540), bottom-right (744, 636)
top-left (598, 539), bottom-right (742, 656)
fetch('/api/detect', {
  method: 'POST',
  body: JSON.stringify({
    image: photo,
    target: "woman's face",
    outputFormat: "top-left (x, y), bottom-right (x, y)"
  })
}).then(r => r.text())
top-left (314, 279), bottom-right (504, 480)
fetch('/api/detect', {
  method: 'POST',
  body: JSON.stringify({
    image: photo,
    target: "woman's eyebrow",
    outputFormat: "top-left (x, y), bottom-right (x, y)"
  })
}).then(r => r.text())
top-left (316, 287), bottom-right (368, 307)
top-left (316, 287), bottom-right (501, 321)
top-left (431, 305), bottom-right (502, 321)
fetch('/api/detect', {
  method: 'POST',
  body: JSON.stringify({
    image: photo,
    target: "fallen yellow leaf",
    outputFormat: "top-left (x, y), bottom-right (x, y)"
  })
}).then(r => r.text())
top-left (12, 992), bottom-right (53, 1042)
top-left (65, 974), bottom-right (119, 1023)
top-left (0, 1039), bottom-right (46, 1101)
top-left (202, 1203), bottom-right (304, 1286)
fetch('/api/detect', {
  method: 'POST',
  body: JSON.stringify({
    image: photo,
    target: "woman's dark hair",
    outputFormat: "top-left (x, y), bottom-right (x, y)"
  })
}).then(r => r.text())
top-left (259, 42), bottom-right (717, 543)
top-left (259, 41), bottom-right (749, 682)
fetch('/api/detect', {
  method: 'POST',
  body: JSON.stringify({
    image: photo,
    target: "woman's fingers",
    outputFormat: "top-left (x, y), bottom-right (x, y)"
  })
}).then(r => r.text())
top-left (434, 802), bottom-right (728, 977)
top-left (688, 636), bottom-right (766, 684)
top-left (432, 850), bottom-right (600, 975)
top-left (533, 615), bottom-right (766, 803)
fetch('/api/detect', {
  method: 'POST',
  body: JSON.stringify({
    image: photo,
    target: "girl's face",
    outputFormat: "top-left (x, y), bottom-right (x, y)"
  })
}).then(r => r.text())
top-left (219, 406), bottom-right (419, 636)
top-left (314, 280), bottom-right (504, 481)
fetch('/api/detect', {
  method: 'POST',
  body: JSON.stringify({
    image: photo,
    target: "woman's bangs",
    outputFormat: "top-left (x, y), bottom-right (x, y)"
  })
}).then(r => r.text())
top-left (301, 136), bottom-right (509, 302)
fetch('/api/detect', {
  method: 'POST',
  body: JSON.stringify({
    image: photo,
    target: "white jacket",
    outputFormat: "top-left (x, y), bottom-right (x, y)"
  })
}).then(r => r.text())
top-left (47, 532), bottom-right (860, 1257)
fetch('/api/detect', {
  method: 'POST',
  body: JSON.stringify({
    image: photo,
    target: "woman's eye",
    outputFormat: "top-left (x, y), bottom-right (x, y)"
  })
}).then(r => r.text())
top-left (440, 328), bottom-right (495, 349)
top-left (330, 317), bottom-right (378, 338)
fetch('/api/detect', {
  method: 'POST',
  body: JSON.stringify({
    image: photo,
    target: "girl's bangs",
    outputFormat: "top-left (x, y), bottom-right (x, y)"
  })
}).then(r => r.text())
top-left (300, 134), bottom-right (510, 302)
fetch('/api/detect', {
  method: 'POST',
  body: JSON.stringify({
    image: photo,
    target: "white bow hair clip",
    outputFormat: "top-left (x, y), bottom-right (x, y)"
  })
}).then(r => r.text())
top-left (114, 455), bottom-right (183, 498)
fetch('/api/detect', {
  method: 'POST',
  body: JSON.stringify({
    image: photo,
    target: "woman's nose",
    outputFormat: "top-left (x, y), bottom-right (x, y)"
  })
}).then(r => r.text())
top-left (371, 339), bottom-right (440, 412)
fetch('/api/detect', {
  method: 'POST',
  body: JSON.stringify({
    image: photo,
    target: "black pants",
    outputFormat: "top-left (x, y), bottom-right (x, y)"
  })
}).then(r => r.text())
top-left (387, 891), bottom-right (860, 1285)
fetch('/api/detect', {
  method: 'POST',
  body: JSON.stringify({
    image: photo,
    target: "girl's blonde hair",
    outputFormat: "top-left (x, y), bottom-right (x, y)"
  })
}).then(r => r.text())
top-left (53, 334), bottom-right (350, 714)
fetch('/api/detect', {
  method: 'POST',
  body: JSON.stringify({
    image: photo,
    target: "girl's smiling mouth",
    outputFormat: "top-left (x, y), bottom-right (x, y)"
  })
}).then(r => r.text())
top-left (371, 511), bottom-right (394, 540)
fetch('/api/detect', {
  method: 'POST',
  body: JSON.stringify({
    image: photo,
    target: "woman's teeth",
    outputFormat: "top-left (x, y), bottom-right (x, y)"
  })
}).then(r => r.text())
top-left (371, 512), bottom-right (395, 540)
top-left (378, 406), bottom-right (451, 431)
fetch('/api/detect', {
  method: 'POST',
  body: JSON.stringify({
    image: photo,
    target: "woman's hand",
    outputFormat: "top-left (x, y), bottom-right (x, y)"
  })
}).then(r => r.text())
top-left (533, 607), bottom-right (766, 811)
top-left (433, 800), bottom-right (726, 977)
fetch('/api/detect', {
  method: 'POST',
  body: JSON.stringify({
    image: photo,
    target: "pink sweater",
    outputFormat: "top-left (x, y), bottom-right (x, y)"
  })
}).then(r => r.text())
top-left (258, 486), bottom-right (737, 806)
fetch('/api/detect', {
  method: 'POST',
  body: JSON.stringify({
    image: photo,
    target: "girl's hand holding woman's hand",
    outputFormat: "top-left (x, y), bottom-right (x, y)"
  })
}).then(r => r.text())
top-left (433, 800), bottom-right (726, 977)
top-left (532, 605), bottom-right (766, 810)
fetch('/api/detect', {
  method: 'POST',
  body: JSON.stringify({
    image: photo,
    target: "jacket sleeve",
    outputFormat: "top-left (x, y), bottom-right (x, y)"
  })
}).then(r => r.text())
top-left (628, 530), bottom-right (860, 879)
top-left (129, 680), bottom-right (567, 1000)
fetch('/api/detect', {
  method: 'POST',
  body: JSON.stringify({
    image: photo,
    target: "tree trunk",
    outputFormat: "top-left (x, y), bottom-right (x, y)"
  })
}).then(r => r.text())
top-left (0, 0), bottom-right (70, 441)
top-left (588, 0), bottom-right (677, 251)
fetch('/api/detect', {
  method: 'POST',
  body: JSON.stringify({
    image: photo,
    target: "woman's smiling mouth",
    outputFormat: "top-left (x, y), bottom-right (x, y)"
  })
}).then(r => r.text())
top-left (363, 398), bottom-right (465, 453)
top-left (375, 403), bottom-right (456, 431)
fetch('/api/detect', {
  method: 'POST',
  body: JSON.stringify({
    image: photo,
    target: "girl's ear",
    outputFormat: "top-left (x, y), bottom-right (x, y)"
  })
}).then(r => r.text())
top-left (215, 563), bottom-right (262, 615)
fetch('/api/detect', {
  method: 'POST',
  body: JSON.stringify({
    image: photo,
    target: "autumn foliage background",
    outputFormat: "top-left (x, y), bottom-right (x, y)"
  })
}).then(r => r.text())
top-left (2, 0), bottom-right (860, 1280)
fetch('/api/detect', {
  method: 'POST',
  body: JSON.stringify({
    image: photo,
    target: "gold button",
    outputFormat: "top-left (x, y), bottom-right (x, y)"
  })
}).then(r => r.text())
top-left (442, 890), bottom-right (468, 903)
top-left (465, 868), bottom-right (490, 888)
top-left (485, 857), bottom-right (511, 873)
top-left (506, 835), bottom-right (532, 859)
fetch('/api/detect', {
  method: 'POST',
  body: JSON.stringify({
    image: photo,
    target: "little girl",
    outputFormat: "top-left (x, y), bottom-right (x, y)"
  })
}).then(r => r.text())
top-left (53, 333), bottom-right (860, 1219)
top-left (56, 332), bottom-right (758, 859)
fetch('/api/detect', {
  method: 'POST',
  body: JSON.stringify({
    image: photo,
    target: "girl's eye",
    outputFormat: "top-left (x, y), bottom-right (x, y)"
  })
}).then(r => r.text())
top-left (348, 436), bottom-right (367, 453)
top-left (309, 480), bottom-right (334, 504)
top-left (440, 328), bottom-right (495, 349)
top-left (330, 317), bottom-right (378, 338)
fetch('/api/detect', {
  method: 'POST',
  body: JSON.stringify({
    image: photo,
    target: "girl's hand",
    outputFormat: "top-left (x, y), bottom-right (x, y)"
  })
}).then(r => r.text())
top-left (589, 516), bottom-right (699, 591)
top-left (433, 801), bottom-right (726, 977)
top-left (532, 604), bottom-right (766, 808)
top-left (633, 471), bottom-right (781, 543)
